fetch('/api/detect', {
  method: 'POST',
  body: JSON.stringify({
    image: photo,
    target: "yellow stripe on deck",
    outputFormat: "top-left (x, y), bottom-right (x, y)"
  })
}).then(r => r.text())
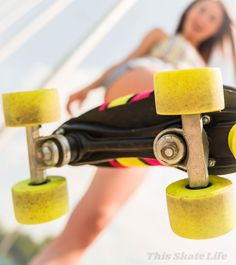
top-left (108, 94), bottom-right (134, 108)
top-left (116, 157), bottom-right (147, 167)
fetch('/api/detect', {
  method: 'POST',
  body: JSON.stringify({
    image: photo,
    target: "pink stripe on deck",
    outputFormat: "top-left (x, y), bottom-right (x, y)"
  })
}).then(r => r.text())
top-left (109, 160), bottom-right (126, 168)
top-left (99, 102), bottom-right (109, 111)
top-left (130, 89), bottom-right (153, 103)
top-left (142, 158), bottom-right (163, 166)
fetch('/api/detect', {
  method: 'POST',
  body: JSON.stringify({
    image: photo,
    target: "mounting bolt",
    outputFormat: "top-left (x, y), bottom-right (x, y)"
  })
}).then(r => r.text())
top-left (202, 115), bottom-right (211, 125)
top-left (208, 158), bottom-right (216, 167)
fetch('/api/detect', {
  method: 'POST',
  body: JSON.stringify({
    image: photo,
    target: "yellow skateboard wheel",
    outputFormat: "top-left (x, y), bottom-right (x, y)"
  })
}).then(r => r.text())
top-left (2, 89), bottom-right (60, 126)
top-left (154, 68), bottom-right (224, 115)
top-left (12, 176), bottom-right (69, 224)
top-left (228, 124), bottom-right (236, 159)
top-left (166, 175), bottom-right (235, 239)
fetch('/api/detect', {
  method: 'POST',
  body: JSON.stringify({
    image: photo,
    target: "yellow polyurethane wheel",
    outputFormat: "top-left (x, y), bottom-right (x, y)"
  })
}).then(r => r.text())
top-left (228, 124), bottom-right (236, 159)
top-left (2, 89), bottom-right (60, 126)
top-left (12, 176), bottom-right (69, 224)
top-left (166, 175), bottom-right (235, 239)
top-left (154, 68), bottom-right (224, 115)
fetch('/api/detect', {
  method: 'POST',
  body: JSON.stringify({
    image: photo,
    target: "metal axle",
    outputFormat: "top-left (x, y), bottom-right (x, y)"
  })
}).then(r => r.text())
top-left (26, 126), bottom-right (46, 185)
top-left (182, 114), bottom-right (209, 188)
top-left (26, 126), bottom-right (71, 185)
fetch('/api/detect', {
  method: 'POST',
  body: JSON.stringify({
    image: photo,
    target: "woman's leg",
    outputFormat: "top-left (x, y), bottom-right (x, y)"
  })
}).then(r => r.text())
top-left (29, 67), bottom-right (154, 265)
top-left (29, 167), bottom-right (148, 265)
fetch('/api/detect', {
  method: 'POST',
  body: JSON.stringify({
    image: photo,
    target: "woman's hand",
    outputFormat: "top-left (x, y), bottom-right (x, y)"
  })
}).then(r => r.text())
top-left (66, 87), bottom-right (90, 116)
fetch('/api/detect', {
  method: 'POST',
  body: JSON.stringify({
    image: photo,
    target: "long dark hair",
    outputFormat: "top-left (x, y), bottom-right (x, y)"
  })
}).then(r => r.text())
top-left (176, 0), bottom-right (236, 72)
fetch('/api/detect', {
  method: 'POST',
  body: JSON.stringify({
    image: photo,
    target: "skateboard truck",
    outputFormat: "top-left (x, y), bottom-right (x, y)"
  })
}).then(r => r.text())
top-left (153, 114), bottom-right (210, 188)
top-left (26, 126), bottom-right (71, 185)
top-left (153, 68), bottom-right (235, 239)
top-left (2, 89), bottom-right (69, 224)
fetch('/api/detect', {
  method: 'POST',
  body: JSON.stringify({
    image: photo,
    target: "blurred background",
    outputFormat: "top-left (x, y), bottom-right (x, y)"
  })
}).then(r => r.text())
top-left (0, 0), bottom-right (236, 264)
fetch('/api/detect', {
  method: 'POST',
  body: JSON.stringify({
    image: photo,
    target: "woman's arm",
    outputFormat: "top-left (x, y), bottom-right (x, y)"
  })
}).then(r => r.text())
top-left (66, 28), bottom-right (167, 115)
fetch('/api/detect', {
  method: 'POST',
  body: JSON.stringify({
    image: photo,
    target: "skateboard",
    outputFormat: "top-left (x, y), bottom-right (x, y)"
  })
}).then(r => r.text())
top-left (2, 68), bottom-right (236, 239)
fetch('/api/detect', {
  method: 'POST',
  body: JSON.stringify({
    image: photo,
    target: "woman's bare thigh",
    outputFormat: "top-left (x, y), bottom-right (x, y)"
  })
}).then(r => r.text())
top-left (62, 167), bottom-right (148, 237)
top-left (63, 67), bottom-right (153, 236)
top-left (105, 67), bottom-right (156, 101)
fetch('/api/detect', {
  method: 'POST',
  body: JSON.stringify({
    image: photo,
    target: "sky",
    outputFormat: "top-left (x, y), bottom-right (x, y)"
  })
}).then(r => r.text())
top-left (1, 1), bottom-right (236, 264)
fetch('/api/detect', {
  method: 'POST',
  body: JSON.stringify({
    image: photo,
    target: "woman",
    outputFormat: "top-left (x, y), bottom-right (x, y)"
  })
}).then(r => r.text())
top-left (30, 1), bottom-right (236, 264)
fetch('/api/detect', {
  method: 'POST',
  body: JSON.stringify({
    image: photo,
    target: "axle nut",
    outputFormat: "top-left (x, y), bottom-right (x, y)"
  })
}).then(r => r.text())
top-left (154, 133), bottom-right (186, 166)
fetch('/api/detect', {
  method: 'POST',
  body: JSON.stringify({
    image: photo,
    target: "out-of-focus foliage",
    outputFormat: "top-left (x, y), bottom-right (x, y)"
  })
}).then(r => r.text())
top-left (0, 225), bottom-right (52, 265)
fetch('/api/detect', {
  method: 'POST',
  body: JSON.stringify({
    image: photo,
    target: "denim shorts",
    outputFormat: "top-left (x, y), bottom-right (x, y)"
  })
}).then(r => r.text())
top-left (103, 64), bottom-right (131, 89)
top-left (103, 57), bottom-right (174, 89)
